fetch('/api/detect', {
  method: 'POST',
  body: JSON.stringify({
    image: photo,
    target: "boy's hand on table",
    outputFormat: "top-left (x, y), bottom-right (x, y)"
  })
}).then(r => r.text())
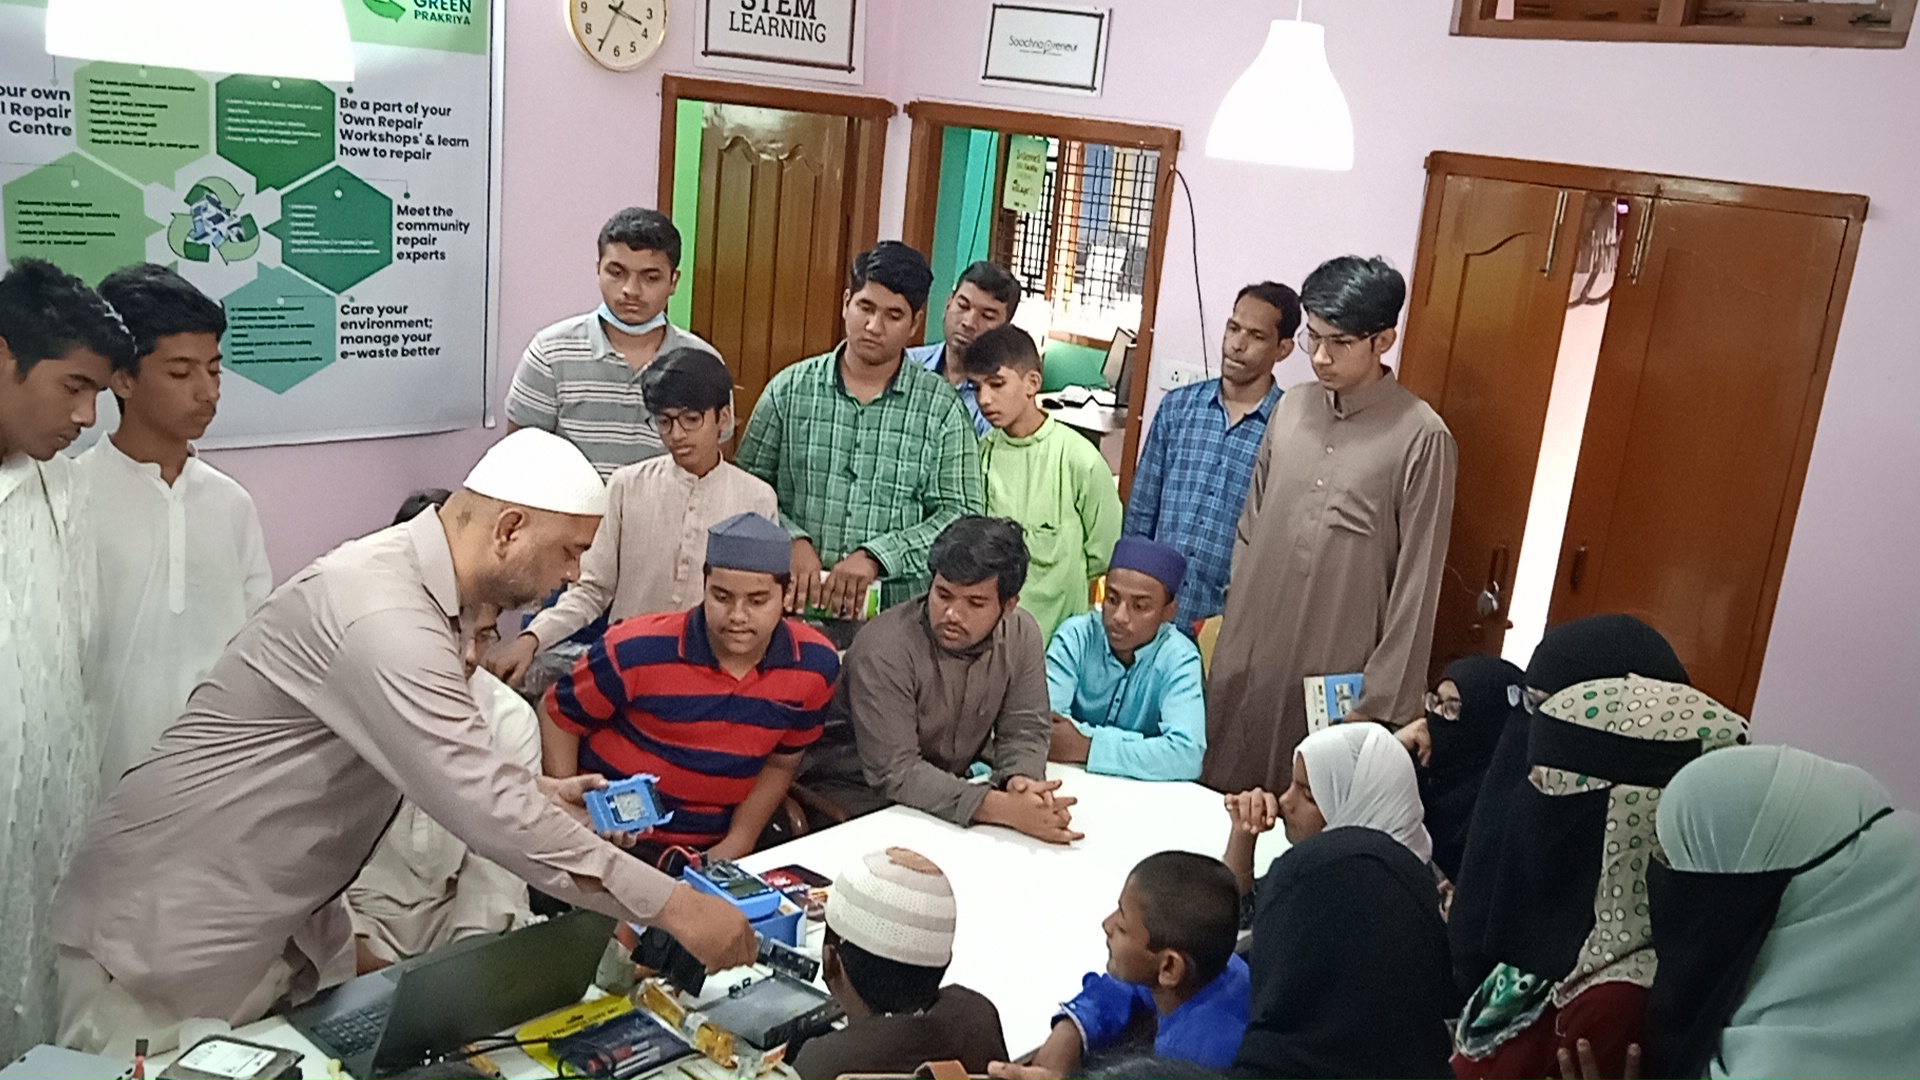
top-left (1225, 787), bottom-right (1280, 835)
top-left (1048, 716), bottom-right (1092, 764)
top-left (982, 783), bottom-right (1082, 845)
top-left (988, 1064), bottom-right (1056, 1080)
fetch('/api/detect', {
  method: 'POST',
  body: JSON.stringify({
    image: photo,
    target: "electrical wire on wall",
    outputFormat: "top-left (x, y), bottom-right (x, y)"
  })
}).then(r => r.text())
top-left (1172, 168), bottom-right (1209, 377)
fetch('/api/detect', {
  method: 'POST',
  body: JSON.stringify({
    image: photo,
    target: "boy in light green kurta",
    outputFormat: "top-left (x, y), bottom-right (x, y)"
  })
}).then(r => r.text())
top-left (962, 325), bottom-right (1122, 639)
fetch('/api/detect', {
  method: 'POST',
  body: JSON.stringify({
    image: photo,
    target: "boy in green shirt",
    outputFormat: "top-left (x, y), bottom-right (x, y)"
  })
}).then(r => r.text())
top-left (963, 325), bottom-right (1122, 640)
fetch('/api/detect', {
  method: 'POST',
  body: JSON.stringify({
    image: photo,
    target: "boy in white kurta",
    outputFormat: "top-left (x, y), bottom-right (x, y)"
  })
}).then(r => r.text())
top-left (0, 258), bottom-right (134, 1062)
top-left (81, 264), bottom-right (271, 784)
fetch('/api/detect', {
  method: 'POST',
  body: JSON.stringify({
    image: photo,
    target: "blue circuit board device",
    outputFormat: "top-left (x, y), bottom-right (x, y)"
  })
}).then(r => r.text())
top-left (585, 774), bottom-right (670, 835)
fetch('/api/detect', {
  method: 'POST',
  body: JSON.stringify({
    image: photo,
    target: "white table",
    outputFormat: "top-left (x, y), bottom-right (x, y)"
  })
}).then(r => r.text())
top-left (145, 765), bottom-right (1283, 1075)
top-left (739, 764), bottom-right (1288, 1056)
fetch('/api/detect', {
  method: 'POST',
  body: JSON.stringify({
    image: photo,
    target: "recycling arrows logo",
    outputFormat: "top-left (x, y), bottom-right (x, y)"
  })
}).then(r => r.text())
top-left (363, 0), bottom-right (406, 20)
top-left (167, 176), bottom-right (260, 264)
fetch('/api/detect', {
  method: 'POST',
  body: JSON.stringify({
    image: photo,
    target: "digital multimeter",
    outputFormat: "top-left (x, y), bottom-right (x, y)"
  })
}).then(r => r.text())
top-left (682, 859), bottom-right (783, 919)
top-left (584, 773), bottom-right (670, 834)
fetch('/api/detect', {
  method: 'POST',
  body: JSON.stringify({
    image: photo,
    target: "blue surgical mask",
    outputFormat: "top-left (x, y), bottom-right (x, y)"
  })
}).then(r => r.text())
top-left (597, 301), bottom-right (667, 336)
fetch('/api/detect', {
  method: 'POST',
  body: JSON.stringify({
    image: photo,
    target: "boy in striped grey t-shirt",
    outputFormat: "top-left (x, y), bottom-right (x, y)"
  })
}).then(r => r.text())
top-left (506, 207), bottom-right (721, 478)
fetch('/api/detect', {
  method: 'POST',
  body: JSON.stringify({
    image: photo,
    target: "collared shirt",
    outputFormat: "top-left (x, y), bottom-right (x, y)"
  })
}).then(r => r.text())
top-left (833, 597), bottom-right (1050, 826)
top-left (980, 416), bottom-right (1122, 640)
top-left (1123, 378), bottom-right (1284, 628)
top-left (1, 451), bottom-right (95, 1056)
top-left (525, 456), bottom-right (777, 649)
top-left (735, 346), bottom-right (982, 610)
top-left (53, 510), bottom-right (681, 1025)
top-left (505, 311), bottom-right (721, 478)
top-left (1044, 611), bottom-right (1206, 782)
top-left (1059, 954), bottom-right (1251, 1073)
top-left (907, 341), bottom-right (990, 435)
top-left (77, 436), bottom-right (272, 783)
top-left (546, 606), bottom-right (838, 848)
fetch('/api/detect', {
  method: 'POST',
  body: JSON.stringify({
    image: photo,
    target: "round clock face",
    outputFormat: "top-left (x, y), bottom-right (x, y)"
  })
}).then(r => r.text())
top-left (570, 0), bottom-right (666, 71)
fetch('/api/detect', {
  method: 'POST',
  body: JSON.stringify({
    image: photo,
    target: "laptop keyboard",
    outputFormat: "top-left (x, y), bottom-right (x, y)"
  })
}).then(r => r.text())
top-left (312, 1004), bottom-right (389, 1057)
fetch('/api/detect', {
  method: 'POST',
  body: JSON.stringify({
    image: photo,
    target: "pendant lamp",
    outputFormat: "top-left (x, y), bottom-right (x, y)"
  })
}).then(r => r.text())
top-left (46, 0), bottom-right (355, 82)
top-left (1205, 13), bottom-right (1353, 171)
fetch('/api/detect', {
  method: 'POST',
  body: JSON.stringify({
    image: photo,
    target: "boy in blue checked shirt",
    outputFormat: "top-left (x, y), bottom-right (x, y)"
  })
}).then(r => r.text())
top-left (1001, 851), bottom-right (1250, 1076)
top-left (1123, 281), bottom-right (1300, 631)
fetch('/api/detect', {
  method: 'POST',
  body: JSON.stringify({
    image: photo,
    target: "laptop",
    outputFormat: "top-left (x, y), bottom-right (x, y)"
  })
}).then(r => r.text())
top-left (287, 909), bottom-right (615, 1078)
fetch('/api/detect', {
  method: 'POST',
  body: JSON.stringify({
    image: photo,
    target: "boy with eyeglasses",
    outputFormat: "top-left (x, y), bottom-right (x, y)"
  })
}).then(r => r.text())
top-left (1202, 255), bottom-right (1458, 795)
top-left (491, 348), bottom-right (775, 688)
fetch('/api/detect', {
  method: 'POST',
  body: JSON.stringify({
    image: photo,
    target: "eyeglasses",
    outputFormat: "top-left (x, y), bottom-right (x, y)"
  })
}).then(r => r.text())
top-left (652, 410), bottom-right (710, 434)
top-left (1296, 327), bottom-right (1381, 358)
top-left (1520, 688), bottom-right (1551, 714)
top-left (1424, 691), bottom-right (1463, 721)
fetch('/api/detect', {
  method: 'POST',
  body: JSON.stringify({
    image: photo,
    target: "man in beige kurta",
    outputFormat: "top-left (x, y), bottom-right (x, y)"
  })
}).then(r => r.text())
top-left (52, 431), bottom-right (756, 1055)
top-left (1203, 257), bottom-right (1457, 793)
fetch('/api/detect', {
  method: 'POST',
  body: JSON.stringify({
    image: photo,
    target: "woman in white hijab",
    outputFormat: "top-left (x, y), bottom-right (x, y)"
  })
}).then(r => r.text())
top-left (1223, 722), bottom-right (1433, 897)
top-left (1647, 745), bottom-right (1920, 1079)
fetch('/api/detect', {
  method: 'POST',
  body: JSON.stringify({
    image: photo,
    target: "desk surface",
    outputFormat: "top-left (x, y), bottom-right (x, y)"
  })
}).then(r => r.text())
top-left (144, 766), bottom-right (1280, 1076)
top-left (740, 764), bottom-right (1287, 1056)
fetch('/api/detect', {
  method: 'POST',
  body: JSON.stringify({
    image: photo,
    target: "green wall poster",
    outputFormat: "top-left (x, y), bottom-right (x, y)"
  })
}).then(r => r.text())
top-left (0, 0), bottom-right (499, 447)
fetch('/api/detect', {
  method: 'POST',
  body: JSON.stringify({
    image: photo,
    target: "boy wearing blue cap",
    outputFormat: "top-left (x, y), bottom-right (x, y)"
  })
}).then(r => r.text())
top-left (1044, 537), bottom-right (1206, 781)
top-left (962, 324), bottom-right (1122, 640)
top-left (543, 512), bottom-right (839, 861)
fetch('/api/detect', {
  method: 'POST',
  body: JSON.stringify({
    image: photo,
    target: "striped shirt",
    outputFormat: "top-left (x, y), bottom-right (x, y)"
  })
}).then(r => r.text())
top-left (735, 346), bottom-right (984, 610)
top-left (1123, 378), bottom-right (1283, 629)
top-left (505, 312), bottom-right (721, 478)
top-left (545, 607), bottom-right (839, 847)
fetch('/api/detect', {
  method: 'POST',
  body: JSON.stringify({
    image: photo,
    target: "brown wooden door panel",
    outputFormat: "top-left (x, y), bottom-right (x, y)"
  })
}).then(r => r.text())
top-left (1401, 174), bottom-right (1583, 672)
top-left (690, 103), bottom-right (856, 434)
top-left (1549, 198), bottom-right (1847, 707)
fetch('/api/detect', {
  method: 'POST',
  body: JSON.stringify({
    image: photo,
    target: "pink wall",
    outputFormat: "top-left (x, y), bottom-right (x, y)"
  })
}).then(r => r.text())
top-left (204, 0), bottom-right (1920, 804)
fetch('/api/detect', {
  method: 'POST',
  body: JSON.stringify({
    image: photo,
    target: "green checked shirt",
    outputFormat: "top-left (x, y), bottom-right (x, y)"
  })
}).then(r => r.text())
top-left (737, 345), bottom-right (983, 610)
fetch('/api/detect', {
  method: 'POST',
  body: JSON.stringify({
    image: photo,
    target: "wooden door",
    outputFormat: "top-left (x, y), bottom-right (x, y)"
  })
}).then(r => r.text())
top-left (1548, 197), bottom-right (1850, 708)
top-left (689, 104), bottom-right (856, 430)
top-left (1400, 174), bottom-right (1586, 671)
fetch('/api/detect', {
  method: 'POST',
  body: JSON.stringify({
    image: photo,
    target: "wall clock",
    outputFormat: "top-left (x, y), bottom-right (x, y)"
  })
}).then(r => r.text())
top-left (570, 0), bottom-right (666, 71)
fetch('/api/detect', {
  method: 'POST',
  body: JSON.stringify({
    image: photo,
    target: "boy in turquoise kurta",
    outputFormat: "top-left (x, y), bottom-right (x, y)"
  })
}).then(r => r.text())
top-left (1045, 537), bottom-right (1207, 781)
top-left (962, 325), bottom-right (1122, 640)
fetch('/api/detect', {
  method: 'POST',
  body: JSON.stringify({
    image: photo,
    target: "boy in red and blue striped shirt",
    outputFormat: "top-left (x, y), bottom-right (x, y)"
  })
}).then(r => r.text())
top-left (543, 512), bottom-right (838, 860)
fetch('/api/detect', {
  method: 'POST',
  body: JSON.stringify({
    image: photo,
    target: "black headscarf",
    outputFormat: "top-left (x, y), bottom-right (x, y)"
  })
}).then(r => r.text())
top-left (1233, 827), bottom-right (1457, 1080)
top-left (1446, 615), bottom-right (1688, 994)
top-left (1418, 655), bottom-right (1524, 880)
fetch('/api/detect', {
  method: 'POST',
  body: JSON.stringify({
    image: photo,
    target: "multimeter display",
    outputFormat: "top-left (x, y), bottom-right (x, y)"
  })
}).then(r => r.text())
top-left (683, 859), bottom-right (784, 918)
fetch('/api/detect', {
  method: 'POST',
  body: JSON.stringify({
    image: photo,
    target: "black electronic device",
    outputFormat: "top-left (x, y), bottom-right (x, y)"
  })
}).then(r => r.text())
top-left (697, 975), bottom-right (843, 1051)
top-left (631, 925), bottom-right (708, 996)
top-left (286, 909), bottom-right (614, 1077)
top-left (756, 936), bottom-right (819, 983)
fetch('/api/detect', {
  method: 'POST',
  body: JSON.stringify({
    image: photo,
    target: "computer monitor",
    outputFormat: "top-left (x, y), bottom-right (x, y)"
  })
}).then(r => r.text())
top-left (1102, 327), bottom-right (1137, 399)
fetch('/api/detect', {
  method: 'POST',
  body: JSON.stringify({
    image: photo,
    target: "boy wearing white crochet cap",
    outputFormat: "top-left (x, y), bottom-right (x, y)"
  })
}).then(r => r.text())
top-left (792, 847), bottom-right (1007, 1078)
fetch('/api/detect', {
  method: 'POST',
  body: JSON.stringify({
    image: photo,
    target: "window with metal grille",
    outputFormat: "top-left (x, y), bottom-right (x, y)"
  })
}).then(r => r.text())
top-left (995, 138), bottom-right (1161, 341)
top-left (1454, 0), bottom-right (1912, 48)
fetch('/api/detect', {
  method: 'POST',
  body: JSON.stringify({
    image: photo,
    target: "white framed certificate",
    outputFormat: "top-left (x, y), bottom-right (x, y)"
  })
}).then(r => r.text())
top-left (980, 3), bottom-right (1110, 96)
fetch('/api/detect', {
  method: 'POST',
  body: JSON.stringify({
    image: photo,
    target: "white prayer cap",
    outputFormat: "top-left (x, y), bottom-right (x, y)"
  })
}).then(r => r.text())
top-left (825, 847), bottom-right (957, 968)
top-left (461, 429), bottom-right (608, 517)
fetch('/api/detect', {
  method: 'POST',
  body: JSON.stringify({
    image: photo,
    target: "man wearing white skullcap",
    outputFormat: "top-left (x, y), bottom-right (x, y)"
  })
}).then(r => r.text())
top-left (51, 430), bottom-right (756, 1056)
top-left (793, 848), bottom-right (1008, 1078)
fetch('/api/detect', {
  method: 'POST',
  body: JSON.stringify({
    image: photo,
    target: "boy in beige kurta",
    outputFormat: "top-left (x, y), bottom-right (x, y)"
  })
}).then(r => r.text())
top-left (1203, 257), bottom-right (1456, 793)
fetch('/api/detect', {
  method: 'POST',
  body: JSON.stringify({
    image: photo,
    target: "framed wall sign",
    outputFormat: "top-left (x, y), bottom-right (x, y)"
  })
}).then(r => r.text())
top-left (980, 3), bottom-right (1110, 96)
top-left (696, 0), bottom-right (865, 84)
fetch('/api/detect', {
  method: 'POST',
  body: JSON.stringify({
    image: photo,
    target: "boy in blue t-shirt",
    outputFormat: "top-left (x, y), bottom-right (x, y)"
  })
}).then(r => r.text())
top-left (1020, 851), bottom-right (1250, 1074)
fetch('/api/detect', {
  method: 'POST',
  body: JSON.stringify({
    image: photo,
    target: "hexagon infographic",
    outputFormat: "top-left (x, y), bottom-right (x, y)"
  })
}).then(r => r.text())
top-left (167, 176), bottom-right (260, 264)
top-left (3, 152), bottom-right (158, 284)
top-left (216, 75), bottom-right (335, 191)
top-left (74, 62), bottom-right (211, 186)
top-left (221, 265), bottom-right (337, 394)
top-left (268, 166), bottom-right (393, 292)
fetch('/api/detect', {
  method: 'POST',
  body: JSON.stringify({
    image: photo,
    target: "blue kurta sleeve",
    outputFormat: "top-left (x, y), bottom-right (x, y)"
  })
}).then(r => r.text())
top-left (1057, 971), bottom-right (1151, 1054)
top-left (1044, 613), bottom-right (1095, 715)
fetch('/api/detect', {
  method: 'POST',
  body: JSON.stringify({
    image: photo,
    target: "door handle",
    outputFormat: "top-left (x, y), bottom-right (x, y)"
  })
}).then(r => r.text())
top-left (1628, 195), bottom-right (1658, 284)
top-left (1568, 544), bottom-right (1589, 592)
top-left (1541, 191), bottom-right (1569, 277)
top-left (1476, 544), bottom-right (1509, 617)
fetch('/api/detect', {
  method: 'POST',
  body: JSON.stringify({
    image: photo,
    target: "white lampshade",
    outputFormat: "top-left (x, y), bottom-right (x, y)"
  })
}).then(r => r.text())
top-left (1206, 19), bottom-right (1354, 172)
top-left (46, 0), bottom-right (355, 82)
